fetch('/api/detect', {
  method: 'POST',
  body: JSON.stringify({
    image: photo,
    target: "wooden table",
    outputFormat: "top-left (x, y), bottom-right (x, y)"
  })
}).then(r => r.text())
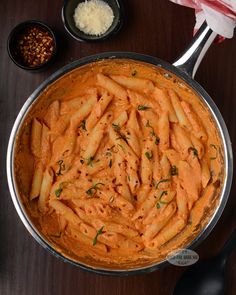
top-left (1, 0), bottom-right (236, 294)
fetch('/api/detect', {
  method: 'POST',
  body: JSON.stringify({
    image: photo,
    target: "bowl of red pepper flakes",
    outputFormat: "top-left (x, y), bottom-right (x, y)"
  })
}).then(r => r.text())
top-left (7, 20), bottom-right (57, 71)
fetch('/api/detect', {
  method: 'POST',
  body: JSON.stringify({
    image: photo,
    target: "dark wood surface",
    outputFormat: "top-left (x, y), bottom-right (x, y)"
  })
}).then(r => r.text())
top-left (1, 1), bottom-right (236, 294)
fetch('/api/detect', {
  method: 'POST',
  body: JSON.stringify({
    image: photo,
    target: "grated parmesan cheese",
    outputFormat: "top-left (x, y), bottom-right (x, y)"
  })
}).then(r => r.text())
top-left (73, 0), bottom-right (114, 36)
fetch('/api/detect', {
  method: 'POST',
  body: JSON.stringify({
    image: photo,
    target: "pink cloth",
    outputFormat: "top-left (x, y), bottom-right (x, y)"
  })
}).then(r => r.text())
top-left (170, 0), bottom-right (236, 40)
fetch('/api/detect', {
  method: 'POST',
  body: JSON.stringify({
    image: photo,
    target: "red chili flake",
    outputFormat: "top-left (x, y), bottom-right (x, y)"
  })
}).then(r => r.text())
top-left (15, 26), bottom-right (54, 67)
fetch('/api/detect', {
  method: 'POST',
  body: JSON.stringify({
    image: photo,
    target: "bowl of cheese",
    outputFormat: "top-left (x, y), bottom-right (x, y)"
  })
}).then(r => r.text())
top-left (62, 0), bottom-right (124, 42)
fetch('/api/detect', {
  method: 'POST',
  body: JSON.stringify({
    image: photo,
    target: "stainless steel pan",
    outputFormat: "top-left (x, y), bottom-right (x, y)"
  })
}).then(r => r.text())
top-left (7, 22), bottom-right (233, 275)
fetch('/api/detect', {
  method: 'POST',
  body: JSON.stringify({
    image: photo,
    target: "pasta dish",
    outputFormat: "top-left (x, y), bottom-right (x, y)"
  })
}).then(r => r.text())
top-left (14, 59), bottom-right (224, 268)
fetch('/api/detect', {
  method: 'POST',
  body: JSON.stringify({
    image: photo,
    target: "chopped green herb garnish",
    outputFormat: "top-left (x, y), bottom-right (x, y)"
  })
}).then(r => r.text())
top-left (116, 132), bottom-right (129, 142)
top-left (146, 120), bottom-right (152, 128)
top-left (146, 120), bottom-right (160, 145)
top-left (86, 189), bottom-right (94, 196)
top-left (210, 144), bottom-right (218, 160)
top-left (106, 145), bottom-right (118, 155)
top-left (86, 182), bottom-right (105, 196)
top-left (107, 145), bottom-right (116, 152)
top-left (112, 123), bottom-right (120, 131)
top-left (188, 147), bottom-right (198, 157)
top-left (93, 226), bottom-right (105, 246)
top-left (145, 151), bottom-right (153, 160)
top-left (152, 179), bottom-right (157, 187)
top-left (55, 187), bottom-right (63, 198)
top-left (155, 136), bottom-right (160, 145)
top-left (156, 191), bottom-right (169, 209)
top-left (106, 145), bottom-right (118, 157)
top-left (150, 129), bottom-right (155, 137)
top-left (159, 199), bottom-right (169, 205)
top-left (86, 157), bottom-right (94, 167)
top-left (159, 191), bottom-right (168, 202)
top-left (112, 122), bottom-right (127, 142)
top-left (55, 182), bottom-right (69, 198)
top-left (170, 165), bottom-right (178, 176)
top-left (56, 160), bottom-right (65, 176)
top-left (155, 179), bottom-right (170, 189)
top-left (113, 124), bottom-right (129, 143)
top-left (118, 144), bottom-right (125, 151)
top-left (138, 105), bottom-right (151, 111)
top-left (109, 159), bottom-right (112, 168)
top-left (131, 70), bottom-right (137, 76)
top-left (79, 119), bottom-right (87, 131)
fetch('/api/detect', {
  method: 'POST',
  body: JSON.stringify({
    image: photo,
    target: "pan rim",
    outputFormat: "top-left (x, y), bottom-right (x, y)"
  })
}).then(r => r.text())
top-left (6, 52), bottom-right (233, 275)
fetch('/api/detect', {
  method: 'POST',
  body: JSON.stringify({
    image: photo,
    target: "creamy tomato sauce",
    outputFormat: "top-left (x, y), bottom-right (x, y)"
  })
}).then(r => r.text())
top-left (14, 60), bottom-right (224, 269)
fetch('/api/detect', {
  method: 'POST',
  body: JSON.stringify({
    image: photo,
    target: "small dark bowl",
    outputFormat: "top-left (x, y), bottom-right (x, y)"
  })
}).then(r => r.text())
top-left (62, 0), bottom-right (124, 42)
top-left (7, 20), bottom-right (57, 71)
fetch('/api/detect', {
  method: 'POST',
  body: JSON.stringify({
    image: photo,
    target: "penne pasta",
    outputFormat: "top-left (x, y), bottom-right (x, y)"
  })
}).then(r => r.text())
top-left (38, 168), bottom-right (54, 212)
top-left (152, 87), bottom-right (178, 123)
top-left (128, 89), bottom-right (161, 114)
top-left (181, 100), bottom-right (207, 141)
top-left (92, 219), bottom-right (139, 239)
top-left (70, 93), bottom-right (97, 128)
top-left (176, 182), bottom-right (188, 220)
top-left (164, 149), bottom-right (181, 167)
top-left (152, 145), bottom-right (162, 182)
top-left (51, 126), bottom-right (76, 162)
top-left (83, 112), bottom-right (113, 159)
top-left (158, 111), bottom-right (170, 152)
top-left (41, 123), bottom-right (51, 166)
top-left (86, 157), bottom-right (107, 175)
top-left (19, 59), bottom-right (223, 265)
top-left (190, 184), bottom-right (215, 226)
top-left (113, 111), bottom-right (128, 127)
top-left (190, 133), bottom-right (205, 159)
top-left (50, 199), bottom-right (81, 226)
top-left (172, 125), bottom-right (193, 159)
top-left (84, 129), bottom-right (104, 159)
top-left (31, 118), bottom-right (42, 158)
top-left (143, 201), bottom-right (177, 242)
top-left (125, 126), bottom-right (141, 157)
top-left (30, 162), bottom-right (44, 200)
top-left (114, 153), bottom-right (133, 203)
top-left (69, 225), bottom-right (107, 253)
top-left (97, 73), bottom-right (127, 101)
top-left (168, 89), bottom-right (192, 129)
top-left (51, 114), bottom-right (70, 136)
top-left (140, 139), bottom-right (153, 185)
top-left (110, 75), bottom-right (154, 93)
top-left (86, 91), bottom-right (113, 131)
top-left (201, 159), bottom-right (211, 188)
top-left (178, 160), bottom-right (201, 209)
top-left (147, 217), bottom-right (186, 249)
top-left (128, 109), bottom-right (143, 139)
top-left (60, 96), bottom-right (84, 115)
top-left (136, 185), bottom-right (151, 204)
top-left (160, 154), bottom-right (171, 181)
top-left (108, 127), bottom-right (138, 161)
top-left (44, 100), bottom-right (60, 129)
top-left (132, 190), bottom-right (159, 222)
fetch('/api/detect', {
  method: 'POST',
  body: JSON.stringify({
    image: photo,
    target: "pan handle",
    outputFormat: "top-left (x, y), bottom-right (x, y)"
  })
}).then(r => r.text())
top-left (173, 21), bottom-right (217, 78)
